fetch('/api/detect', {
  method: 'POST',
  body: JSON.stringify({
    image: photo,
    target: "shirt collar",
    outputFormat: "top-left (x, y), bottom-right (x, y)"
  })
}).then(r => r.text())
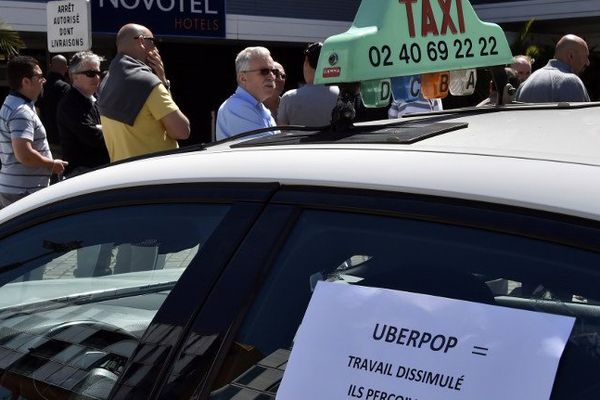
top-left (548, 59), bottom-right (574, 73)
top-left (235, 86), bottom-right (262, 107)
top-left (10, 90), bottom-right (34, 103)
top-left (73, 86), bottom-right (96, 102)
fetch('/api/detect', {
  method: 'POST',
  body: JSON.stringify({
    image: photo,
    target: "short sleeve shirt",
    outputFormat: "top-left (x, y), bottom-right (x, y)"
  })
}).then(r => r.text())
top-left (0, 93), bottom-right (51, 195)
top-left (101, 84), bottom-right (179, 162)
top-left (216, 86), bottom-right (276, 141)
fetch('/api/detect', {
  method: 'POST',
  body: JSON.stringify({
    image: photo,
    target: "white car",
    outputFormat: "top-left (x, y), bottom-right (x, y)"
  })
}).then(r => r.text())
top-left (0, 101), bottom-right (599, 400)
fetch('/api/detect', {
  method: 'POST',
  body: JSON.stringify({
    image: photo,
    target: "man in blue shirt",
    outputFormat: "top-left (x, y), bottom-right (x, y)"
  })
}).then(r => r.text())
top-left (216, 46), bottom-right (278, 140)
top-left (516, 34), bottom-right (590, 103)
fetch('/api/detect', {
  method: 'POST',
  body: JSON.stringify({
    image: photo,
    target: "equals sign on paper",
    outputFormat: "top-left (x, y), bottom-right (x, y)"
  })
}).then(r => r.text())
top-left (472, 346), bottom-right (489, 356)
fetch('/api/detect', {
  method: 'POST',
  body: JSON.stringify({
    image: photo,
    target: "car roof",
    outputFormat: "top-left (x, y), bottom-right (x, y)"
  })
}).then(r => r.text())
top-left (1, 104), bottom-right (599, 223)
top-left (375, 104), bottom-right (600, 165)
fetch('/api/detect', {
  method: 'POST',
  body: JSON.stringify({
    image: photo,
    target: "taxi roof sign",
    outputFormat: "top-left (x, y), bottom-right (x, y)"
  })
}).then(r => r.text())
top-left (315, 0), bottom-right (513, 85)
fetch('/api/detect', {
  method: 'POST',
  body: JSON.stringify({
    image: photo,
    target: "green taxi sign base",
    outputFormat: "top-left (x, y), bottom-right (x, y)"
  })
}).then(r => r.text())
top-left (315, 0), bottom-right (513, 85)
top-left (361, 79), bottom-right (392, 108)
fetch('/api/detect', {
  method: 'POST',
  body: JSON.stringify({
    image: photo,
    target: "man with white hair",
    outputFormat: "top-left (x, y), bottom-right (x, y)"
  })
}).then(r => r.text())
top-left (57, 51), bottom-right (109, 177)
top-left (216, 46), bottom-right (278, 140)
top-left (516, 34), bottom-right (590, 102)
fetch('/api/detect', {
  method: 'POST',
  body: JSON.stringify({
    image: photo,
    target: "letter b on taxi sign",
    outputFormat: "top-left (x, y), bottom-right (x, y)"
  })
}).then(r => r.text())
top-left (421, 72), bottom-right (450, 99)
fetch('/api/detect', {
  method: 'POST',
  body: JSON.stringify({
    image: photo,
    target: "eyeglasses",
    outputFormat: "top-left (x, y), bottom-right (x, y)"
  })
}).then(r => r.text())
top-left (30, 73), bottom-right (45, 81)
top-left (277, 72), bottom-right (286, 80)
top-left (134, 35), bottom-right (159, 45)
top-left (243, 68), bottom-right (285, 79)
top-left (75, 70), bottom-right (102, 78)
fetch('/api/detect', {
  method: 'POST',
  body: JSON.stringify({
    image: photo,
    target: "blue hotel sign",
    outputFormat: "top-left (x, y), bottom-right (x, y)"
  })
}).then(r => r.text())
top-left (92, 0), bottom-right (226, 38)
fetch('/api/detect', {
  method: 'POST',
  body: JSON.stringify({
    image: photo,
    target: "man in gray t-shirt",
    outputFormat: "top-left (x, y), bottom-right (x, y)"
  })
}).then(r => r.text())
top-left (0, 56), bottom-right (67, 208)
top-left (516, 34), bottom-right (590, 103)
top-left (278, 42), bottom-right (339, 127)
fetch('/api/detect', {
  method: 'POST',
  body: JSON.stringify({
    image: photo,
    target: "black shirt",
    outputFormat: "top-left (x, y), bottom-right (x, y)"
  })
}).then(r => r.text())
top-left (56, 87), bottom-right (109, 175)
top-left (38, 72), bottom-right (70, 145)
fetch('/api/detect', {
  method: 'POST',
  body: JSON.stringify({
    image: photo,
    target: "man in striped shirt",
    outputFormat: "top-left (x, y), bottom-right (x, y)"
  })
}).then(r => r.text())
top-left (0, 56), bottom-right (67, 208)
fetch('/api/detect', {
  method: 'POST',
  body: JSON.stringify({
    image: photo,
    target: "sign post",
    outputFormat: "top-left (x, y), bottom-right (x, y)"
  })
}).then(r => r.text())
top-left (47, 0), bottom-right (92, 53)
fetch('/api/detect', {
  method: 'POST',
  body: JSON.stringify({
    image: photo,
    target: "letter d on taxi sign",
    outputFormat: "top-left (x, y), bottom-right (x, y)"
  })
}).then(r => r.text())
top-left (449, 69), bottom-right (477, 96)
top-left (421, 72), bottom-right (449, 99)
top-left (361, 79), bottom-right (392, 108)
top-left (391, 75), bottom-right (421, 102)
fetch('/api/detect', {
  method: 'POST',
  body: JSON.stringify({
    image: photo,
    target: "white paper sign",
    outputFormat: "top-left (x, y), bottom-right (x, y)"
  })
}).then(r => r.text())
top-left (277, 282), bottom-right (575, 400)
top-left (47, 0), bottom-right (92, 53)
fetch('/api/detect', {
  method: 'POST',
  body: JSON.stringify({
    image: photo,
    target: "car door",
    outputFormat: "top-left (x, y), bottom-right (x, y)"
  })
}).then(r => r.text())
top-left (0, 182), bottom-right (278, 400)
top-left (157, 185), bottom-right (600, 400)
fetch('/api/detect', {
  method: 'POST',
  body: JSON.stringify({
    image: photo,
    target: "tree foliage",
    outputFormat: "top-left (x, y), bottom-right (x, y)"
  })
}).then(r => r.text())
top-left (0, 19), bottom-right (25, 57)
top-left (511, 18), bottom-right (542, 61)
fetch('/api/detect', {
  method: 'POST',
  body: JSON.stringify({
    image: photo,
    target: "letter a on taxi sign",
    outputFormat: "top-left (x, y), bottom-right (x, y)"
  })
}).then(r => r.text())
top-left (449, 69), bottom-right (477, 96)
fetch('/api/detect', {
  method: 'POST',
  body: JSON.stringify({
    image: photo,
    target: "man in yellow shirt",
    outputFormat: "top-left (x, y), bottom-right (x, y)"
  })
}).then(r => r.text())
top-left (98, 23), bottom-right (190, 162)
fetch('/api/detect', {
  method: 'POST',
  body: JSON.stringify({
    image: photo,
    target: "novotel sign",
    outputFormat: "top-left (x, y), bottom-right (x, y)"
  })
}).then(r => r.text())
top-left (92, 0), bottom-right (225, 38)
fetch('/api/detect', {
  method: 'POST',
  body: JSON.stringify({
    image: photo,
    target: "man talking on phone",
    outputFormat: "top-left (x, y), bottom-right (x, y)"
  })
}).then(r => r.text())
top-left (97, 23), bottom-right (190, 162)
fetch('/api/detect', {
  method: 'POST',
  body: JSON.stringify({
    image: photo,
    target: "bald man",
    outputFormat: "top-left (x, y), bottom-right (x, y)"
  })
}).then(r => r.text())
top-left (516, 34), bottom-right (590, 103)
top-left (263, 61), bottom-right (286, 121)
top-left (38, 54), bottom-right (70, 148)
top-left (97, 23), bottom-right (190, 162)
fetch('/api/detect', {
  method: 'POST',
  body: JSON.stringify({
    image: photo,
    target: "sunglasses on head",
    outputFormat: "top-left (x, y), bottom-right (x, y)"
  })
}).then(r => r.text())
top-left (76, 70), bottom-right (102, 78)
top-left (243, 68), bottom-right (285, 79)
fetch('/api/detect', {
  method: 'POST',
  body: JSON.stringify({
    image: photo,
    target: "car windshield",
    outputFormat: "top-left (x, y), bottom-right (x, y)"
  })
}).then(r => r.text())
top-left (0, 203), bottom-right (229, 400)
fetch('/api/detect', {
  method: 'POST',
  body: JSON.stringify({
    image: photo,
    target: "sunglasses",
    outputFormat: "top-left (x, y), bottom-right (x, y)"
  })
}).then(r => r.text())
top-left (243, 68), bottom-right (285, 79)
top-left (76, 70), bottom-right (102, 78)
top-left (135, 35), bottom-right (159, 45)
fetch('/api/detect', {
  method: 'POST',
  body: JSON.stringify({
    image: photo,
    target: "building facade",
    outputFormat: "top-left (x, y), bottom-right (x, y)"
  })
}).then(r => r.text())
top-left (2, 0), bottom-right (599, 143)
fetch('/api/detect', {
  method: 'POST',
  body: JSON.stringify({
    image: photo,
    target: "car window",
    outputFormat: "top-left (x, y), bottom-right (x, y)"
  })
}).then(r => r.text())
top-left (0, 203), bottom-right (229, 400)
top-left (209, 209), bottom-right (600, 400)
